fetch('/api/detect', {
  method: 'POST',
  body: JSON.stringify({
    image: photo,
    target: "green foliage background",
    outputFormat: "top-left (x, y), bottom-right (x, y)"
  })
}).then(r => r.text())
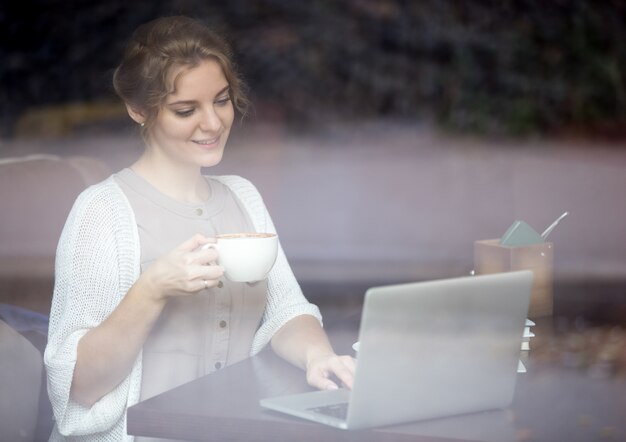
top-left (2, 0), bottom-right (625, 138)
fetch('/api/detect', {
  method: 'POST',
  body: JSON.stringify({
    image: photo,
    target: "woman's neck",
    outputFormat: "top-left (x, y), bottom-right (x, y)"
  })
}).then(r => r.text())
top-left (131, 151), bottom-right (210, 204)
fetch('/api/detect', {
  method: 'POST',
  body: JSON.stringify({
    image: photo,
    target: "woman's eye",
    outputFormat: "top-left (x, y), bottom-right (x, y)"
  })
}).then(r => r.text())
top-left (175, 109), bottom-right (194, 117)
top-left (215, 96), bottom-right (231, 107)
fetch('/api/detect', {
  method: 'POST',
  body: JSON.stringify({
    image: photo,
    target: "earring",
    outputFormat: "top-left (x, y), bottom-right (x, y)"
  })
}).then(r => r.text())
top-left (140, 122), bottom-right (145, 127)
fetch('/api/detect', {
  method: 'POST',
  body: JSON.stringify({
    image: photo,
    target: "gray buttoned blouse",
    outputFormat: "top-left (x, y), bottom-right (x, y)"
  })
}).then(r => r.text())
top-left (115, 168), bottom-right (267, 404)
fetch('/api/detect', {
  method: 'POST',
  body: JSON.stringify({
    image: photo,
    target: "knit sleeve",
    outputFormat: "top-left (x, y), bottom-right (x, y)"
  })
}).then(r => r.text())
top-left (215, 176), bottom-right (322, 355)
top-left (43, 179), bottom-right (142, 439)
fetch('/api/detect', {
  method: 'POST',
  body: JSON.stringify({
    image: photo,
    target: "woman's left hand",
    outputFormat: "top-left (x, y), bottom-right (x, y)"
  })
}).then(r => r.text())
top-left (306, 353), bottom-right (356, 391)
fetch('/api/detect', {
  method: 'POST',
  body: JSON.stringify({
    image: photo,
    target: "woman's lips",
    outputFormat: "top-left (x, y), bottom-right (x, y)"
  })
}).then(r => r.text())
top-left (192, 137), bottom-right (220, 148)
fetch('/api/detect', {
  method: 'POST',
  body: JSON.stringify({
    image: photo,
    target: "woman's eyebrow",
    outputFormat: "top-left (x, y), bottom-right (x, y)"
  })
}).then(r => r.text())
top-left (167, 86), bottom-right (231, 106)
top-left (215, 85), bottom-right (230, 97)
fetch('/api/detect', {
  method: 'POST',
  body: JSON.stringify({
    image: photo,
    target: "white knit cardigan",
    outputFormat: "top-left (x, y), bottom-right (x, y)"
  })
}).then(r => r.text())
top-left (44, 175), bottom-right (322, 441)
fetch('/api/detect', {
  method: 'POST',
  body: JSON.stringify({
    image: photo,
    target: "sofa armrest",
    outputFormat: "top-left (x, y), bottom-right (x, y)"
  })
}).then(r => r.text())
top-left (0, 155), bottom-right (110, 314)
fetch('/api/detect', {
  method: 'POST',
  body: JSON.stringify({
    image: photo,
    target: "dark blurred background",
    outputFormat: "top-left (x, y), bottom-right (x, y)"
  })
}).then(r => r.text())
top-left (2, 0), bottom-right (626, 139)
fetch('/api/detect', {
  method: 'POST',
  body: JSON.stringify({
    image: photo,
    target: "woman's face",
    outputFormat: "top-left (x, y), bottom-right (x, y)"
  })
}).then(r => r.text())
top-left (147, 59), bottom-right (234, 169)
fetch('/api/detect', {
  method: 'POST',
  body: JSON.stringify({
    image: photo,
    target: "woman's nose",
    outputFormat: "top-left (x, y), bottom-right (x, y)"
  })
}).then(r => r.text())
top-left (199, 108), bottom-right (222, 132)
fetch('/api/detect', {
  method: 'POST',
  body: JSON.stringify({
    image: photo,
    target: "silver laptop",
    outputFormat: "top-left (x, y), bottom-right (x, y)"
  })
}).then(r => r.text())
top-left (260, 270), bottom-right (533, 430)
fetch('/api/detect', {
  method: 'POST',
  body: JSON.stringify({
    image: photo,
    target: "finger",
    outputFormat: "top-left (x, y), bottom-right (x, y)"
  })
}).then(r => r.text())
top-left (307, 371), bottom-right (339, 391)
top-left (202, 265), bottom-right (225, 280)
top-left (196, 277), bottom-right (220, 291)
top-left (341, 355), bottom-right (357, 375)
top-left (176, 234), bottom-right (212, 252)
top-left (199, 237), bottom-right (217, 251)
top-left (189, 264), bottom-right (224, 281)
top-left (189, 246), bottom-right (219, 265)
top-left (171, 276), bottom-right (219, 295)
top-left (328, 357), bottom-right (355, 390)
top-left (189, 271), bottom-right (224, 292)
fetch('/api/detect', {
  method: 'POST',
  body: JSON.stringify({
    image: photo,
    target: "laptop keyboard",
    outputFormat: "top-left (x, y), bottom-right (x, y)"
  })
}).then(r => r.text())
top-left (307, 402), bottom-right (349, 420)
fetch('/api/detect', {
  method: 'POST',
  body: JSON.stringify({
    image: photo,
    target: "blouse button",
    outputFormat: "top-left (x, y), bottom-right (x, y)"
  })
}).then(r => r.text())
top-left (215, 361), bottom-right (222, 370)
top-left (195, 208), bottom-right (203, 216)
top-left (217, 281), bottom-right (224, 289)
top-left (219, 320), bottom-right (227, 328)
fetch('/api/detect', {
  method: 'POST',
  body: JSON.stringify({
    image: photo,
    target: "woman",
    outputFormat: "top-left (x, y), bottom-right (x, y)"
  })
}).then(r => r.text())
top-left (44, 16), bottom-right (355, 441)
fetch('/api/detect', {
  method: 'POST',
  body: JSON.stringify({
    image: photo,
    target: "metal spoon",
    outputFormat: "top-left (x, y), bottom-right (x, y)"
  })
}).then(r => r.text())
top-left (541, 211), bottom-right (569, 240)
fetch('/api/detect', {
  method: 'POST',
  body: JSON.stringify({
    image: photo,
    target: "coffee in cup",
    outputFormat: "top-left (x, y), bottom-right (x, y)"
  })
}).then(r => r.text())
top-left (204, 233), bottom-right (278, 282)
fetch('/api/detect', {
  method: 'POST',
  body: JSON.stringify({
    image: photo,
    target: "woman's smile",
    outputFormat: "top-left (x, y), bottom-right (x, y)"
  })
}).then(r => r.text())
top-left (192, 136), bottom-right (221, 148)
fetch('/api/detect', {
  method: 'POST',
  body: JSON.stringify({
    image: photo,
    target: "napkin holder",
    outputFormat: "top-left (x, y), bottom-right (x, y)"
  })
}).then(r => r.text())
top-left (474, 233), bottom-right (554, 318)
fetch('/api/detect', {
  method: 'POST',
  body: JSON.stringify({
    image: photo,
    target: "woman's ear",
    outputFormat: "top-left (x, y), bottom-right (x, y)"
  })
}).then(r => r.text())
top-left (125, 104), bottom-right (146, 126)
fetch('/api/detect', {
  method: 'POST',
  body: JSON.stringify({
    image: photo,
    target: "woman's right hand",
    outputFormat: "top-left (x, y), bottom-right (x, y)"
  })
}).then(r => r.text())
top-left (70, 233), bottom-right (222, 406)
top-left (140, 233), bottom-right (224, 301)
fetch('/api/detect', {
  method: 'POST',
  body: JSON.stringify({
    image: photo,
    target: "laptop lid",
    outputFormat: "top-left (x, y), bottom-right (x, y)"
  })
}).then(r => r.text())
top-left (346, 270), bottom-right (532, 429)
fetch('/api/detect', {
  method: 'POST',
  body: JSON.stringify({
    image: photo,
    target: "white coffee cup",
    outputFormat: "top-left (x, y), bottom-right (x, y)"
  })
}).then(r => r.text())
top-left (204, 233), bottom-right (278, 282)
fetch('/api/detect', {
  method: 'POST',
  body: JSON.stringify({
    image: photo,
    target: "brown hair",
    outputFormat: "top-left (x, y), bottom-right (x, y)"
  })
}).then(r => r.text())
top-left (113, 16), bottom-right (249, 135)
